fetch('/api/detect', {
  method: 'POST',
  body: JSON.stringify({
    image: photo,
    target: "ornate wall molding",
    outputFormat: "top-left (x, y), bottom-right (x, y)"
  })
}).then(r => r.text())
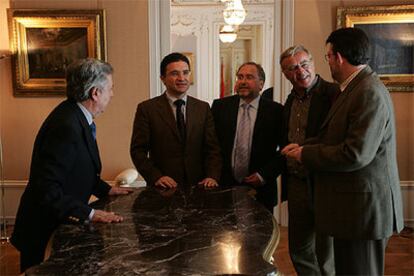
top-left (171, 3), bottom-right (274, 103)
top-left (171, 0), bottom-right (275, 6)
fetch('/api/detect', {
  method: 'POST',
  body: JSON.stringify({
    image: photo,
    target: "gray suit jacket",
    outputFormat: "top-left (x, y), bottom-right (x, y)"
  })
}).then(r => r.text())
top-left (302, 66), bottom-right (404, 240)
top-left (130, 93), bottom-right (222, 186)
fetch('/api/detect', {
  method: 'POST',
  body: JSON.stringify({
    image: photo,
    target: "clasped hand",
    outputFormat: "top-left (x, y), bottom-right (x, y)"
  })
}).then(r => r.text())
top-left (281, 143), bottom-right (303, 162)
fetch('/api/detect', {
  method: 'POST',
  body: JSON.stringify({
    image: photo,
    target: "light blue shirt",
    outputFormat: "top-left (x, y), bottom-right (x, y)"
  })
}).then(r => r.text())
top-left (232, 95), bottom-right (264, 183)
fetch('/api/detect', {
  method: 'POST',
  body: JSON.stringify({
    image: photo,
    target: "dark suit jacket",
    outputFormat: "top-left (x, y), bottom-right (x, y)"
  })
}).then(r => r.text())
top-left (211, 95), bottom-right (284, 208)
top-left (280, 76), bottom-right (339, 201)
top-left (11, 100), bottom-right (111, 254)
top-left (130, 93), bottom-right (222, 186)
top-left (302, 66), bottom-right (404, 239)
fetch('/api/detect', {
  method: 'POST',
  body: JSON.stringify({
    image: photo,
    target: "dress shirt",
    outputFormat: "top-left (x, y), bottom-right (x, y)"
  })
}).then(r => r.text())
top-left (232, 95), bottom-right (264, 183)
top-left (165, 91), bottom-right (187, 121)
top-left (340, 65), bottom-right (366, 92)
top-left (286, 76), bottom-right (317, 178)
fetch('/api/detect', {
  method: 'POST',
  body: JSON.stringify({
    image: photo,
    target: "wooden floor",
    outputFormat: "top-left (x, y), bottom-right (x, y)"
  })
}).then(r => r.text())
top-left (1, 226), bottom-right (413, 275)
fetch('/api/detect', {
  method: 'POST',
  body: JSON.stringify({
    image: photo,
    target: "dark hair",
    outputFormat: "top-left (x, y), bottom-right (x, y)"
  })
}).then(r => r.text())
top-left (66, 58), bottom-right (113, 102)
top-left (160, 52), bottom-right (190, 77)
top-left (326, 27), bottom-right (370, 66)
top-left (237, 62), bottom-right (266, 83)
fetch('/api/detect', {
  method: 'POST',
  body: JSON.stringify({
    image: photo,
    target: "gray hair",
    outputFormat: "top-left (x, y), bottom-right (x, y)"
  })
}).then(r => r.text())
top-left (279, 45), bottom-right (313, 65)
top-left (66, 58), bottom-right (113, 102)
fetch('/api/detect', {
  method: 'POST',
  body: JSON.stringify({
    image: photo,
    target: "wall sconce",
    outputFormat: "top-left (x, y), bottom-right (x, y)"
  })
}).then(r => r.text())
top-left (223, 0), bottom-right (246, 26)
top-left (219, 25), bottom-right (237, 43)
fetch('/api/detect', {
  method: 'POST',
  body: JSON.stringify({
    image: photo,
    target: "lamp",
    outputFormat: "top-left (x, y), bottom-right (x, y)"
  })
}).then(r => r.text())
top-left (223, 0), bottom-right (246, 26)
top-left (219, 25), bottom-right (237, 43)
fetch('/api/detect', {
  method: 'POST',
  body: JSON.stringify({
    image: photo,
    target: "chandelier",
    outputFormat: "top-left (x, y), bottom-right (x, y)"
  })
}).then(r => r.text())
top-left (222, 0), bottom-right (246, 26)
top-left (219, 25), bottom-right (237, 43)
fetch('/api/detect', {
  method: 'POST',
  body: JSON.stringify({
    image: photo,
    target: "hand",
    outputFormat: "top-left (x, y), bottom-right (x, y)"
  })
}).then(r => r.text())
top-left (108, 186), bottom-right (134, 196)
top-left (198, 177), bottom-right (218, 188)
top-left (243, 173), bottom-right (263, 188)
top-left (285, 146), bottom-right (303, 162)
top-left (91, 209), bottom-right (123, 223)
top-left (155, 176), bottom-right (177, 189)
top-left (281, 143), bottom-right (300, 155)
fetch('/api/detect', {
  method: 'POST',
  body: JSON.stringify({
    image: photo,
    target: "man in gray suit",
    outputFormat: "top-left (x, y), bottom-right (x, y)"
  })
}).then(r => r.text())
top-left (283, 27), bottom-right (404, 275)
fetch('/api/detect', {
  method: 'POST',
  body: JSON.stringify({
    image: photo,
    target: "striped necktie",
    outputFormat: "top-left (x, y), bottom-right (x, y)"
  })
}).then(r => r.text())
top-left (233, 103), bottom-right (251, 182)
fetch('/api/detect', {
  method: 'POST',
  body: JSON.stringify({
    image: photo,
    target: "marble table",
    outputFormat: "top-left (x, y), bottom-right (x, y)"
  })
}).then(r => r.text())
top-left (27, 186), bottom-right (279, 275)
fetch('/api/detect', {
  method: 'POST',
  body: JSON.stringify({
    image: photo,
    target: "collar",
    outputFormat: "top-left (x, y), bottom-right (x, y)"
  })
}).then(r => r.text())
top-left (239, 94), bottom-right (260, 110)
top-left (340, 65), bottom-right (366, 92)
top-left (77, 102), bottom-right (94, 125)
top-left (165, 91), bottom-right (188, 105)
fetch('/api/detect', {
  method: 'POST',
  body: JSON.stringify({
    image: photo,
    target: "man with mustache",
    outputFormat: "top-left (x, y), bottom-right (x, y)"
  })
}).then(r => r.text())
top-left (130, 52), bottom-right (222, 190)
top-left (211, 62), bottom-right (284, 212)
top-left (278, 45), bottom-right (339, 275)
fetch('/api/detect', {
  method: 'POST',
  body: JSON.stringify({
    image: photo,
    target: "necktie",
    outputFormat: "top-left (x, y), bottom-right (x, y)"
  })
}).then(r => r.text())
top-left (174, 99), bottom-right (186, 141)
top-left (234, 103), bottom-right (251, 182)
top-left (90, 122), bottom-right (96, 140)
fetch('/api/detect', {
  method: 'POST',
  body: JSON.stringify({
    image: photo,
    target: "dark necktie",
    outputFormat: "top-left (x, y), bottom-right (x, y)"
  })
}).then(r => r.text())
top-left (174, 99), bottom-right (186, 141)
top-left (90, 122), bottom-right (96, 140)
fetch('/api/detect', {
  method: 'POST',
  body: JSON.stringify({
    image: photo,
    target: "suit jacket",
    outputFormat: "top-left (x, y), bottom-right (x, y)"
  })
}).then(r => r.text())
top-left (211, 95), bottom-right (284, 208)
top-left (11, 100), bottom-right (111, 253)
top-left (130, 93), bottom-right (222, 186)
top-left (281, 76), bottom-right (339, 201)
top-left (302, 66), bottom-right (404, 239)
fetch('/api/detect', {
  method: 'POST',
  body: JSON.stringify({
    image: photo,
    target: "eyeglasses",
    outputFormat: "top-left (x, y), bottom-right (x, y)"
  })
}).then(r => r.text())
top-left (324, 53), bottom-right (335, 62)
top-left (167, 70), bottom-right (191, 77)
top-left (283, 60), bottom-right (312, 72)
top-left (236, 74), bottom-right (258, 81)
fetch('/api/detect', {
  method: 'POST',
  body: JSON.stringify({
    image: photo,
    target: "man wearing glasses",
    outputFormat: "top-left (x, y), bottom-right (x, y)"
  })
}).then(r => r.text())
top-left (284, 28), bottom-right (403, 275)
top-left (130, 52), bottom-right (221, 190)
top-left (277, 45), bottom-right (339, 275)
top-left (211, 62), bottom-right (284, 213)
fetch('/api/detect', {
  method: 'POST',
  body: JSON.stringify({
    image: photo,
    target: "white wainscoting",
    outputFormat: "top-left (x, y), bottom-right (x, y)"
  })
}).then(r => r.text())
top-left (1, 180), bottom-right (413, 228)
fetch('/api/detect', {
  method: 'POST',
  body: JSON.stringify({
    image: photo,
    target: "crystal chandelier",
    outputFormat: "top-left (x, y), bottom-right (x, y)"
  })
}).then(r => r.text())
top-left (219, 25), bottom-right (237, 43)
top-left (223, 0), bottom-right (246, 26)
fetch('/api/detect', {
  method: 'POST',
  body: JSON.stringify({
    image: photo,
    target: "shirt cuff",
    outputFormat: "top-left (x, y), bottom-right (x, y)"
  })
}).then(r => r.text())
top-left (88, 209), bottom-right (95, 221)
top-left (256, 172), bottom-right (265, 184)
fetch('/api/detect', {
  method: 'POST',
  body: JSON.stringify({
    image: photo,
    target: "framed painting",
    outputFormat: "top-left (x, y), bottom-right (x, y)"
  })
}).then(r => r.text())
top-left (7, 9), bottom-right (107, 96)
top-left (337, 5), bottom-right (414, 92)
top-left (182, 52), bottom-right (195, 85)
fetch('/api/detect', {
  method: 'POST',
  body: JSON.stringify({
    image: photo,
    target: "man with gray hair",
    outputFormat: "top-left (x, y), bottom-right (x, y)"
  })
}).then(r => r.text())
top-left (275, 45), bottom-right (339, 275)
top-left (11, 58), bottom-right (132, 272)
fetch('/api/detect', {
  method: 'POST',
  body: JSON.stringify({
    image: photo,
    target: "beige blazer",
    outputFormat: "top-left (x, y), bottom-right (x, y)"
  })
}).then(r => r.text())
top-left (302, 66), bottom-right (404, 240)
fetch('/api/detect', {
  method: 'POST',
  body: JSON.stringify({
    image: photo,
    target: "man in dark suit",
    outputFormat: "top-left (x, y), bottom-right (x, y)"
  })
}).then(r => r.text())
top-left (284, 28), bottom-right (404, 275)
top-left (278, 45), bottom-right (338, 275)
top-left (130, 52), bottom-right (221, 189)
top-left (11, 58), bottom-right (133, 272)
top-left (211, 62), bottom-right (284, 212)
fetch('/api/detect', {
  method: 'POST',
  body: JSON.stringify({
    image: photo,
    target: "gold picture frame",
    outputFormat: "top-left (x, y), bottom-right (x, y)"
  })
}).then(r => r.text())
top-left (182, 52), bottom-right (195, 85)
top-left (337, 5), bottom-right (414, 92)
top-left (7, 9), bottom-right (107, 97)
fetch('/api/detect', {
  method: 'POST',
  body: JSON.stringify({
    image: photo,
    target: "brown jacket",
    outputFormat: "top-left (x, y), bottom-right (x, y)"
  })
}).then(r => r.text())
top-left (130, 93), bottom-right (222, 186)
